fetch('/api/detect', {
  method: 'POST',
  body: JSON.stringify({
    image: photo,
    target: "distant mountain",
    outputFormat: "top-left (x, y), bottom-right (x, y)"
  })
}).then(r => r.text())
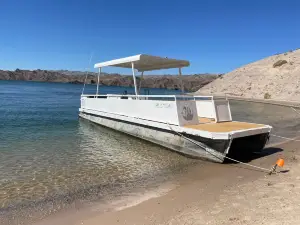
top-left (0, 69), bottom-right (218, 92)
top-left (50, 70), bottom-right (96, 76)
top-left (51, 70), bottom-right (107, 76)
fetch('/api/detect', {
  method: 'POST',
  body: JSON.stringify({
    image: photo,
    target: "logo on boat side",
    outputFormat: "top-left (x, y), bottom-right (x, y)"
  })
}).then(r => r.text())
top-left (181, 106), bottom-right (194, 121)
top-left (155, 103), bottom-right (171, 108)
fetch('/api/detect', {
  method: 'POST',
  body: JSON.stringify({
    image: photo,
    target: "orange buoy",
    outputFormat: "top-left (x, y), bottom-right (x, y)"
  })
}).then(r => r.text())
top-left (269, 158), bottom-right (285, 175)
top-left (276, 158), bottom-right (285, 167)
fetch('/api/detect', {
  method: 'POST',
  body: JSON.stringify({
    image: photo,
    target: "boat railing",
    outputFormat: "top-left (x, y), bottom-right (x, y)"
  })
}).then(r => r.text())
top-left (81, 94), bottom-right (216, 102)
top-left (80, 94), bottom-right (200, 126)
top-left (80, 94), bottom-right (231, 124)
top-left (81, 94), bottom-right (177, 101)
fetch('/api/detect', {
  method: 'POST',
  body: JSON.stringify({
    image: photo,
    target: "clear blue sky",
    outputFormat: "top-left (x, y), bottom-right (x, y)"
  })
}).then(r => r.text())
top-left (0, 0), bottom-right (299, 74)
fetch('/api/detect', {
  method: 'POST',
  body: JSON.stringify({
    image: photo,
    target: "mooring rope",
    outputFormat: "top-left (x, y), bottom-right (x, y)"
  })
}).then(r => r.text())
top-left (167, 105), bottom-right (300, 172)
top-left (167, 123), bottom-right (271, 173)
top-left (291, 106), bottom-right (300, 116)
top-left (270, 134), bottom-right (300, 142)
top-left (268, 106), bottom-right (300, 141)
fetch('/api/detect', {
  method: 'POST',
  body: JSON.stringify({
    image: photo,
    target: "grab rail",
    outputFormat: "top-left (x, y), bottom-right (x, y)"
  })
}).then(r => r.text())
top-left (81, 94), bottom-right (215, 101)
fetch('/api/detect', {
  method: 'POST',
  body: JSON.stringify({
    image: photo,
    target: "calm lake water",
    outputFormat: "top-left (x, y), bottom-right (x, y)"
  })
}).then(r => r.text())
top-left (0, 80), bottom-right (299, 224)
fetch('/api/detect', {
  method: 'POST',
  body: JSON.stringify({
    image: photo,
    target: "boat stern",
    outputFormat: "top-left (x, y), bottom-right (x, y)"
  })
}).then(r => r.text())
top-left (225, 126), bottom-right (272, 161)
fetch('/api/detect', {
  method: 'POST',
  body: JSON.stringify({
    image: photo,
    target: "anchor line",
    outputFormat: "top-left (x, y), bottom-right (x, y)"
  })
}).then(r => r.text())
top-left (167, 123), bottom-right (271, 173)
top-left (270, 134), bottom-right (300, 142)
top-left (165, 105), bottom-right (300, 173)
top-left (269, 106), bottom-right (300, 142)
top-left (291, 106), bottom-right (300, 116)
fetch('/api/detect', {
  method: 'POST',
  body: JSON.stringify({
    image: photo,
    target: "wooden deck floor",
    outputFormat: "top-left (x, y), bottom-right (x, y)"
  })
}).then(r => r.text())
top-left (198, 117), bottom-right (215, 123)
top-left (184, 121), bottom-right (265, 133)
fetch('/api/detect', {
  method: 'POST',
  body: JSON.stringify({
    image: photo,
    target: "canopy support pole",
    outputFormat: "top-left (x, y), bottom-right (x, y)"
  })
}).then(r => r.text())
top-left (179, 67), bottom-right (184, 93)
top-left (131, 62), bottom-right (138, 96)
top-left (138, 71), bottom-right (144, 94)
top-left (96, 67), bottom-right (101, 96)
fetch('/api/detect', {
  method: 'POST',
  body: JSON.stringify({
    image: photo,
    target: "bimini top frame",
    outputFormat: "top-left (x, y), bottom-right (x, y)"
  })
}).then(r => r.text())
top-left (93, 54), bottom-right (190, 96)
top-left (94, 54), bottom-right (190, 72)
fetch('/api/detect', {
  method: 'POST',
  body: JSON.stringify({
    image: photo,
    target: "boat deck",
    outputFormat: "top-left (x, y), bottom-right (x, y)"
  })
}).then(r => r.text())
top-left (184, 121), bottom-right (265, 133)
top-left (198, 117), bottom-right (215, 123)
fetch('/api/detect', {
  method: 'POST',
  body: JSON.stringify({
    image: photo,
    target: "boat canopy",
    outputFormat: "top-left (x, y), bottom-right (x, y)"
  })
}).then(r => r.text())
top-left (94, 54), bottom-right (190, 72)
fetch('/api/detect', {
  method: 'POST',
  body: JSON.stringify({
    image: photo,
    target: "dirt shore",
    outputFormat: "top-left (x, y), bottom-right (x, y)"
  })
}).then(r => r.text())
top-left (29, 138), bottom-right (300, 225)
top-left (227, 96), bottom-right (300, 109)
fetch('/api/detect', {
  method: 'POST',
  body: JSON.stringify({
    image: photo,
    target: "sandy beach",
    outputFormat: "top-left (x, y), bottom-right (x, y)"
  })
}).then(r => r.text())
top-left (26, 137), bottom-right (300, 225)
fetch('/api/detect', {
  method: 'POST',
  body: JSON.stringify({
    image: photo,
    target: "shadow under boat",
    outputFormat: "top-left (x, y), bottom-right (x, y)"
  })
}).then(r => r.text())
top-left (224, 146), bottom-right (283, 164)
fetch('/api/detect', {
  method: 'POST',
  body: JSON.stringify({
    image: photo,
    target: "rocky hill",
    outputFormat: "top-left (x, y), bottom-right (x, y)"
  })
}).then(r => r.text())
top-left (197, 49), bottom-right (300, 101)
top-left (0, 69), bottom-right (217, 92)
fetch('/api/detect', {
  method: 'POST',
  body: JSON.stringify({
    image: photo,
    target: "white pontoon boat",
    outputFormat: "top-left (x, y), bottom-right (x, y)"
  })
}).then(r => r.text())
top-left (79, 54), bottom-right (272, 163)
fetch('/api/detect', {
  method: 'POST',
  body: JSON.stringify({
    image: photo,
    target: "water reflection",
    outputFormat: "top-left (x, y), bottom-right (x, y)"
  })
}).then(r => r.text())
top-left (0, 118), bottom-right (195, 216)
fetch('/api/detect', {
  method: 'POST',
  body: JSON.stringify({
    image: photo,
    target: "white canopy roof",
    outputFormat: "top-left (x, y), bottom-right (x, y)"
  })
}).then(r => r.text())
top-left (94, 54), bottom-right (190, 72)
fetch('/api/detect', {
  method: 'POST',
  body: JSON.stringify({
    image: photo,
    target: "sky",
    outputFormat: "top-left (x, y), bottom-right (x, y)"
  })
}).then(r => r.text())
top-left (0, 0), bottom-right (300, 74)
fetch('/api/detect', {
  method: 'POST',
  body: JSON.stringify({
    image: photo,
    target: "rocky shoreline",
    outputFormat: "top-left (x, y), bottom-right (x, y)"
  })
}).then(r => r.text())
top-left (0, 69), bottom-right (218, 92)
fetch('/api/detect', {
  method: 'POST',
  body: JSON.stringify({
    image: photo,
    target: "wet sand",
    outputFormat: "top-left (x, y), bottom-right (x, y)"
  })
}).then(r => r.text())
top-left (26, 137), bottom-right (300, 225)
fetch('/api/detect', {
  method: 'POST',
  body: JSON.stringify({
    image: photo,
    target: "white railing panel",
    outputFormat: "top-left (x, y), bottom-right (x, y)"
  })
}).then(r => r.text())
top-left (195, 100), bottom-right (216, 119)
top-left (214, 100), bottom-right (232, 122)
top-left (81, 97), bottom-right (180, 125)
top-left (80, 94), bottom-right (232, 124)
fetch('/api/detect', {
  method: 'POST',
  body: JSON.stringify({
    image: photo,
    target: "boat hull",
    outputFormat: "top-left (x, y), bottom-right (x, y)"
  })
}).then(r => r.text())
top-left (79, 112), bottom-right (269, 163)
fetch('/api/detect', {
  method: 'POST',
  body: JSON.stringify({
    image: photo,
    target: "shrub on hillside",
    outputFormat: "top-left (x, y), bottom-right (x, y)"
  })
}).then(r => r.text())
top-left (264, 92), bottom-right (271, 99)
top-left (273, 60), bottom-right (287, 68)
top-left (217, 73), bottom-right (225, 79)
